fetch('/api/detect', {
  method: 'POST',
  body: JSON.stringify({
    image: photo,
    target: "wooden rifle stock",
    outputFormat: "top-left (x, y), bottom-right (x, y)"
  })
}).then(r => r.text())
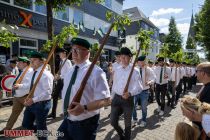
top-left (26, 45), bottom-right (57, 99)
top-left (69, 24), bottom-right (114, 109)
top-left (123, 42), bottom-right (141, 93)
top-left (15, 65), bottom-right (31, 84)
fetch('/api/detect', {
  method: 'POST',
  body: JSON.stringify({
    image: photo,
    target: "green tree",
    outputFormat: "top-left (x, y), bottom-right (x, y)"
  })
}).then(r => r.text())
top-left (194, 0), bottom-right (210, 60)
top-left (165, 17), bottom-right (183, 55)
top-left (185, 36), bottom-right (197, 59)
top-left (0, 23), bottom-right (18, 48)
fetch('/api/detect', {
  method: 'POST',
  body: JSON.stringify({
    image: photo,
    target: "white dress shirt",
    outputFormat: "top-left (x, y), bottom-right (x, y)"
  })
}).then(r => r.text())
top-left (14, 67), bottom-right (33, 97)
top-left (180, 66), bottom-right (186, 79)
top-left (170, 67), bottom-right (181, 86)
top-left (139, 66), bottom-right (156, 90)
top-left (154, 66), bottom-right (171, 85)
top-left (32, 65), bottom-right (54, 103)
top-left (60, 58), bottom-right (72, 79)
top-left (62, 60), bottom-right (110, 121)
top-left (112, 62), bottom-right (121, 73)
top-left (112, 64), bottom-right (143, 96)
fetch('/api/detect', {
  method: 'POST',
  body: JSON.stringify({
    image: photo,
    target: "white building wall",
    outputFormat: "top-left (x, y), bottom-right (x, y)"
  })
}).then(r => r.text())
top-left (123, 35), bottom-right (160, 61)
top-left (112, 0), bottom-right (123, 15)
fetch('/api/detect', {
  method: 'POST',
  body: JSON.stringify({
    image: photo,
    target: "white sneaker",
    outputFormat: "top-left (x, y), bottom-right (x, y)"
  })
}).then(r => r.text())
top-left (139, 121), bottom-right (146, 127)
top-left (156, 106), bottom-right (161, 112)
top-left (159, 110), bottom-right (164, 116)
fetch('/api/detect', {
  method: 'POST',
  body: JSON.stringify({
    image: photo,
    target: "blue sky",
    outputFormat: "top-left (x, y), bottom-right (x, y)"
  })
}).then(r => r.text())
top-left (123, 0), bottom-right (205, 45)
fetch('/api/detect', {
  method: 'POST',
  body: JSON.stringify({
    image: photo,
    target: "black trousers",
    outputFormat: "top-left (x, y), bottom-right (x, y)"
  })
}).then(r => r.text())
top-left (110, 94), bottom-right (133, 140)
top-left (168, 81), bottom-right (176, 106)
top-left (51, 79), bottom-right (63, 116)
top-left (183, 77), bottom-right (188, 94)
top-left (155, 84), bottom-right (168, 111)
top-left (176, 79), bottom-right (183, 103)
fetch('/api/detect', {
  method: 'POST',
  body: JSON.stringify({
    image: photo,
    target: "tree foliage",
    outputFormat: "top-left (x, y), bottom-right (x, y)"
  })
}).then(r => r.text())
top-left (136, 29), bottom-right (154, 56)
top-left (0, 23), bottom-right (19, 48)
top-left (165, 17), bottom-right (183, 55)
top-left (194, 0), bottom-right (210, 60)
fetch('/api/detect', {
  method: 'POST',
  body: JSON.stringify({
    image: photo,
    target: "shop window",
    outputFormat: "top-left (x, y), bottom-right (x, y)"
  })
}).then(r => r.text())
top-left (54, 7), bottom-right (69, 21)
top-left (14, 0), bottom-right (33, 10)
top-left (0, 0), bottom-right (10, 3)
top-left (35, 4), bottom-right (46, 14)
top-left (73, 9), bottom-right (83, 25)
top-left (20, 39), bottom-right (37, 47)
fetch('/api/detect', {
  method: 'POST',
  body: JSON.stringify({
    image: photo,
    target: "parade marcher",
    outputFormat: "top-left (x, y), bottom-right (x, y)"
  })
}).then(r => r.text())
top-left (6, 59), bottom-right (19, 76)
top-left (22, 51), bottom-right (54, 140)
top-left (175, 62), bottom-right (183, 105)
top-left (109, 51), bottom-right (121, 87)
top-left (181, 62), bottom-right (210, 140)
top-left (110, 47), bottom-right (143, 140)
top-left (48, 48), bottom-right (72, 119)
top-left (0, 57), bottom-right (32, 134)
top-left (182, 62), bottom-right (188, 94)
top-left (154, 57), bottom-right (171, 115)
top-left (0, 64), bottom-right (7, 108)
top-left (168, 59), bottom-right (176, 108)
top-left (132, 56), bottom-right (155, 127)
top-left (187, 64), bottom-right (193, 91)
top-left (57, 37), bottom-right (110, 140)
top-left (148, 60), bottom-right (155, 103)
top-left (6, 54), bottom-right (18, 66)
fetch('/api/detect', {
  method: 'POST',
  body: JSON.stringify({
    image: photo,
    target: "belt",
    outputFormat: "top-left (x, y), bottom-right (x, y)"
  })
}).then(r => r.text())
top-left (142, 89), bottom-right (149, 92)
top-left (35, 99), bottom-right (51, 104)
top-left (67, 114), bottom-right (100, 125)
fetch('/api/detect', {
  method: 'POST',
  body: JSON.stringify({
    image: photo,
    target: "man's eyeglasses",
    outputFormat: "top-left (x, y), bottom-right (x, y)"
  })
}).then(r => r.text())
top-left (71, 48), bottom-right (87, 54)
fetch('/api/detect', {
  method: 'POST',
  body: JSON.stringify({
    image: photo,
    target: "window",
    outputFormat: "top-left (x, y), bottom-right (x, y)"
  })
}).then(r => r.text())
top-left (0, 0), bottom-right (10, 3)
top-left (54, 7), bottom-right (69, 21)
top-left (73, 9), bottom-right (83, 25)
top-left (105, 0), bottom-right (112, 9)
top-left (14, 0), bottom-right (33, 10)
top-left (35, 4), bottom-right (46, 14)
top-left (20, 39), bottom-right (37, 48)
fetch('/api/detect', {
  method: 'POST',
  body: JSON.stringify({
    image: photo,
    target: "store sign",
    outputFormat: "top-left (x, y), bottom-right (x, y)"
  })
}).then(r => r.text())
top-left (19, 11), bottom-right (32, 27)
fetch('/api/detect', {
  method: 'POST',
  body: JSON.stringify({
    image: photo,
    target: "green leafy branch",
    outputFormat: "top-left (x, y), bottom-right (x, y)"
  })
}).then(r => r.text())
top-left (136, 29), bottom-right (154, 56)
top-left (41, 24), bottom-right (78, 52)
top-left (0, 23), bottom-right (19, 48)
top-left (106, 11), bottom-right (131, 31)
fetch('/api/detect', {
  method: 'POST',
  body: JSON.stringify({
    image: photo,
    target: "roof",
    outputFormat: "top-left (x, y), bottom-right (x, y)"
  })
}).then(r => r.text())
top-left (123, 7), bottom-right (158, 30)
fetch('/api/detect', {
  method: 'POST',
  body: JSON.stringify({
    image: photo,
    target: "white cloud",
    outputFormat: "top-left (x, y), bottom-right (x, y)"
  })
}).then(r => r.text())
top-left (151, 8), bottom-right (184, 16)
top-left (160, 27), bottom-right (169, 34)
top-left (150, 17), bottom-right (169, 27)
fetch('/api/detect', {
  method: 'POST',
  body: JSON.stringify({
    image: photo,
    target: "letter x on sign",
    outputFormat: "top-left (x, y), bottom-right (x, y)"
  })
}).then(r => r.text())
top-left (19, 11), bottom-right (32, 27)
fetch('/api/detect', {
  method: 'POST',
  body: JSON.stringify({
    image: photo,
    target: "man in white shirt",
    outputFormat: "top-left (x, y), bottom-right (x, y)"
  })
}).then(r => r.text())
top-left (132, 56), bottom-right (156, 127)
top-left (154, 57), bottom-right (171, 115)
top-left (23, 51), bottom-right (54, 140)
top-left (48, 48), bottom-right (72, 119)
top-left (57, 37), bottom-right (110, 140)
top-left (109, 51), bottom-right (121, 86)
top-left (0, 57), bottom-right (32, 134)
top-left (148, 60), bottom-right (155, 103)
top-left (168, 59), bottom-right (176, 108)
top-left (110, 47), bottom-right (143, 140)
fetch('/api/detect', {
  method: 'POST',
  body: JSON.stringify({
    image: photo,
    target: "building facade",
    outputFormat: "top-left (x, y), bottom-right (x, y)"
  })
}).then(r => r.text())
top-left (0, 0), bottom-right (123, 64)
top-left (123, 7), bottom-right (161, 61)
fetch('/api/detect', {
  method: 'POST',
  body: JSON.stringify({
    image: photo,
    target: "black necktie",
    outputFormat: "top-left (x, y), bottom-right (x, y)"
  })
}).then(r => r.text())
top-left (140, 68), bottom-right (142, 78)
top-left (160, 67), bottom-right (163, 83)
top-left (30, 71), bottom-right (37, 90)
top-left (64, 66), bottom-right (79, 117)
top-left (12, 70), bottom-right (22, 96)
top-left (13, 70), bottom-right (22, 85)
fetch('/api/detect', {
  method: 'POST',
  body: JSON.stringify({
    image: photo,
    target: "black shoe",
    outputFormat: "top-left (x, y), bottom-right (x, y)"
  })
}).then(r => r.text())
top-left (47, 113), bottom-right (56, 119)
